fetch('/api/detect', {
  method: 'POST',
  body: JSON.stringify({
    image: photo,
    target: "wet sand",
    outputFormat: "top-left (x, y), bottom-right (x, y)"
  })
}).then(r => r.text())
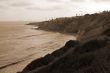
top-left (0, 22), bottom-right (76, 73)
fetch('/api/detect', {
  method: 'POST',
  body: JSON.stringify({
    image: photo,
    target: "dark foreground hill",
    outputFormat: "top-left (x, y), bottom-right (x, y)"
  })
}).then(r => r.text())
top-left (19, 11), bottom-right (110, 73)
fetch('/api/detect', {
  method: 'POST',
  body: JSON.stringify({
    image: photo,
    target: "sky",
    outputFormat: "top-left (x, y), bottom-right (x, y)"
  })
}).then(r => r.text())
top-left (0, 0), bottom-right (110, 21)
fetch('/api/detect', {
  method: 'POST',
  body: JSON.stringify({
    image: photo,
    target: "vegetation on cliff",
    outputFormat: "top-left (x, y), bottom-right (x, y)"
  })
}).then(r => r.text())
top-left (28, 11), bottom-right (110, 35)
top-left (19, 11), bottom-right (110, 73)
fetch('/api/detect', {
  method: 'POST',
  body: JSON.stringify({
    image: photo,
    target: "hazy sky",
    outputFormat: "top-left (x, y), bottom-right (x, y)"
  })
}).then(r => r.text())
top-left (0, 0), bottom-right (110, 21)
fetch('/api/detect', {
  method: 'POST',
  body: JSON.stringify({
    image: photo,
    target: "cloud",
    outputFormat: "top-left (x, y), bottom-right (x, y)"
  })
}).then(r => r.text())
top-left (46, 0), bottom-right (61, 2)
top-left (0, 5), bottom-right (3, 8)
top-left (0, 1), bottom-right (11, 9)
top-left (0, 0), bottom-right (83, 9)
top-left (46, 0), bottom-right (85, 3)
top-left (0, 0), bottom-right (110, 21)
top-left (93, 0), bottom-right (110, 2)
top-left (0, 0), bottom-right (33, 8)
top-left (26, 0), bottom-right (80, 11)
top-left (71, 0), bottom-right (85, 2)
top-left (0, 0), bottom-right (7, 2)
top-left (10, 1), bottom-right (32, 7)
top-left (27, 6), bottom-right (62, 11)
top-left (94, 0), bottom-right (110, 1)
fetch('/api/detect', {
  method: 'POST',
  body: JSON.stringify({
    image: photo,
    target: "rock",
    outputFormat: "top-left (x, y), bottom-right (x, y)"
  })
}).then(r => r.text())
top-left (19, 11), bottom-right (110, 73)
top-left (19, 40), bottom-right (79, 73)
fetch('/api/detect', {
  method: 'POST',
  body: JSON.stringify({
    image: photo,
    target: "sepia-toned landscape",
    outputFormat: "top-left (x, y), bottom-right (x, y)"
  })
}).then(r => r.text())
top-left (0, 0), bottom-right (110, 73)
top-left (19, 11), bottom-right (110, 73)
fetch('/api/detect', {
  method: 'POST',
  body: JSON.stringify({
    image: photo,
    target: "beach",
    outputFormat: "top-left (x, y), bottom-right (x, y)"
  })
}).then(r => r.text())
top-left (0, 22), bottom-right (75, 73)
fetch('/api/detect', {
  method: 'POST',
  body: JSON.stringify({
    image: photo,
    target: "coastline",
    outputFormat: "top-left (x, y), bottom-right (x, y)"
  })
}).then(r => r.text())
top-left (0, 23), bottom-right (75, 73)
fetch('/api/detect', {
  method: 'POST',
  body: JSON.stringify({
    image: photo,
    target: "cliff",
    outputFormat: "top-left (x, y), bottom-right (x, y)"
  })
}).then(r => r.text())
top-left (19, 11), bottom-right (110, 73)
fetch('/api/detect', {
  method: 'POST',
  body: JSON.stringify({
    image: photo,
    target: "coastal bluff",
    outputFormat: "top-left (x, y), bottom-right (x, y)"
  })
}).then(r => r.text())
top-left (19, 11), bottom-right (110, 73)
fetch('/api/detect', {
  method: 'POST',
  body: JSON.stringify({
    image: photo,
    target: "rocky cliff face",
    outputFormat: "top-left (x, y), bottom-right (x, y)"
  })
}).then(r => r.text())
top-left (19, 11), bottom-right (110, 73)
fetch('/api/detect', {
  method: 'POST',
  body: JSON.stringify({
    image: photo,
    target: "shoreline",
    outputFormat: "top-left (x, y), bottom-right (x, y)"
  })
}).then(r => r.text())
top-left (0, 23), bottom-right (76, 73)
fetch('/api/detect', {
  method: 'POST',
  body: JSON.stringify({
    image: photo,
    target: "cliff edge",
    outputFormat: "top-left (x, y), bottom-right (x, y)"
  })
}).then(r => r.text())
top-left (19, 11), bottom-right (110, 73)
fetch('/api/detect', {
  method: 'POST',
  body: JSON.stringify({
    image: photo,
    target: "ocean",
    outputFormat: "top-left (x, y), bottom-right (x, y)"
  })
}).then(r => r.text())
top-left (0, 22), bottom-right (76, 73)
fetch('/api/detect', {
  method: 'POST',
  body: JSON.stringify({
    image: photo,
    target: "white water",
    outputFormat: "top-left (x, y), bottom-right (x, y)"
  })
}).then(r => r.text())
top-left (0, 22), bottom-right (76, 73)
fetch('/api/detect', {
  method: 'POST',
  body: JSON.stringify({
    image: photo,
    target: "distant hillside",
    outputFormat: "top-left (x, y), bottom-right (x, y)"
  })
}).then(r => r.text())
top-left (19, 11), bottom-right (110, 73)
top-left (28, 11), bottom-right (110, 39)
